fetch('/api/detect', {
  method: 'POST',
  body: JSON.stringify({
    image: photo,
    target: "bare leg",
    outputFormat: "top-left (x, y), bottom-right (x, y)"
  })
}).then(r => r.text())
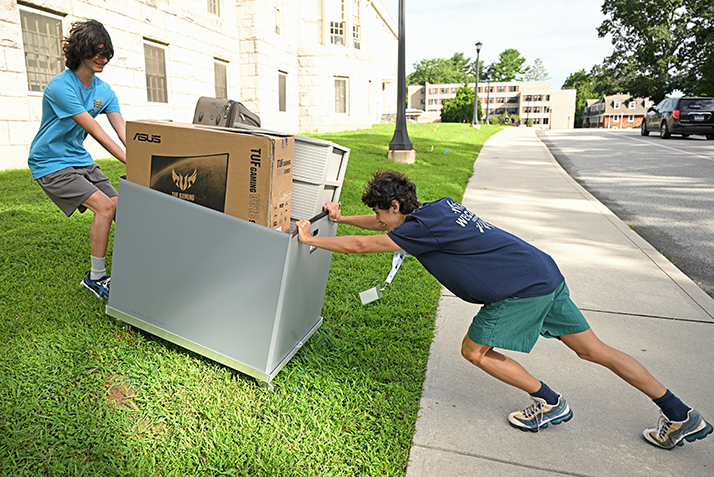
top-left (82, 191), bottom-right (117, 258)
top-left (559, 329), bottom-right (666, 400)
top-left (461, 334), bottom-right (541, 393)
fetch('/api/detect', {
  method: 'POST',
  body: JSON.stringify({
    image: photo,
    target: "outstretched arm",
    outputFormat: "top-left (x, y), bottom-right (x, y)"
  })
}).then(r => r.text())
top-left (106, 111), bottom-right (126, 147)
top-left (296, 219), bottom-right (401, 254)
top-left (72, 111), bottom-right (126, 163)
top-left (323, 202), bottom-right (388, 231)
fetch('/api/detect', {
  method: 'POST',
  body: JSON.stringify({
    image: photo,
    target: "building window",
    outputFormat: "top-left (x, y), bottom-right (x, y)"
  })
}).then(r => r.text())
top-left (278, 71), bottom-right (287, 112)
top-left (19, 8), bottom-right (64, 92)
top-left (628, 115), bottom-right (634, 122)
top-left (335, 77), bottom-right (347, 113)
top-left (208, 0), bottom-right (220, 16)
top-left (614, 102), bottom-right (620, 109)
top-left (214, 61), bottom-right (227, 98)
top-left (629, 102), bottom-right (636, 109)
top-left (144, 42), bottom-right (168, 103)
top-left (274, 0), bottom-right (282, 35)
top-left (613, 115), bottom-right (620, 121)
top-left (543, 118), bottom-right (549, 125)
top-left (351, 0), bottom-right (361, 49)
top-left (330, 0), bottom-right (345, 45)
top-left (510, 85), bottom-right (518, 92)
top-left (525, 95), bottom-right (532, 102)
top-left (497, 86), bottom-right (505, 92)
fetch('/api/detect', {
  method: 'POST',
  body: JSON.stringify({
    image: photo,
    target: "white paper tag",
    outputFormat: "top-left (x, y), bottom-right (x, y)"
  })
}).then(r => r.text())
top-left (359, 286), bottom-right (383, 305)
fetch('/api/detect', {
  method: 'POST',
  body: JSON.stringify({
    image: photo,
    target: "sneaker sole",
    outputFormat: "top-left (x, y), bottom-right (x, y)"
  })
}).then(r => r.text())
top-left (80, 279), bottom-right (107, 300)
top-left (510, 408), bottom-right (573, 432)
top-left (645, 420), bottom-right (713, 450)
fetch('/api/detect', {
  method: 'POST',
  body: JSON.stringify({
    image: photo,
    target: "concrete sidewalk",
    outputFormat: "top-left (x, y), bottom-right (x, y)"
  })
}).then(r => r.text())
top-left (405, 127), bottom-right (714, 477)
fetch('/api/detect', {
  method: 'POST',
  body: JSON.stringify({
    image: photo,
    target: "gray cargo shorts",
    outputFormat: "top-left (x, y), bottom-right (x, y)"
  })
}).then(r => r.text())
top-left (36, 164), bottom-right (117, 217)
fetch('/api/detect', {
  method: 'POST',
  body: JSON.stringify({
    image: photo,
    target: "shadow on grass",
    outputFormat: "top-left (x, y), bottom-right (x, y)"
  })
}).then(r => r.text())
top-left (0, 123), bottom-right (500, 476)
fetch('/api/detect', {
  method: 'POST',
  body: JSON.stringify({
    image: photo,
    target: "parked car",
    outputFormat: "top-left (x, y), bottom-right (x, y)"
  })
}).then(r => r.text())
top-left (641, 97), bottom-right (714, 139)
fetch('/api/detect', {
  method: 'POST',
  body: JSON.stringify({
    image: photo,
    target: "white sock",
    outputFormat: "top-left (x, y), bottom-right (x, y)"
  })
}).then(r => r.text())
top-left (90, 256), bottom-right (106, 280)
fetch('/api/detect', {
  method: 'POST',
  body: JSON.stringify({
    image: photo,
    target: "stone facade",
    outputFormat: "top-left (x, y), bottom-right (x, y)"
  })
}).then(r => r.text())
top-left (0, 0), bottom-right (397, 171)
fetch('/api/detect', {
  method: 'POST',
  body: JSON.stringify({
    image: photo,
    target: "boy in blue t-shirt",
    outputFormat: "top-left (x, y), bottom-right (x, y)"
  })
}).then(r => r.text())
top-left (28, 19), bottom-right (126, 300)
top-left (296, 170), bottom-right (711, 450)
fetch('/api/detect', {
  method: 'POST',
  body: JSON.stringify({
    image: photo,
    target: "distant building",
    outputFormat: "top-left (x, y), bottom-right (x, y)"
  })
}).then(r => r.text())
top-left (1, 0), bottom-right (398, 171)
top-left (407, 80), bottom-right (577, 129)
top-left (582, 94), bottom-right (652, 129)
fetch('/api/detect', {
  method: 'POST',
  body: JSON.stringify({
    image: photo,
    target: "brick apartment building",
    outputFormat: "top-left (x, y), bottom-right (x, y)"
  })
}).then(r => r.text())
top-left (582, 94), bottom-right (652, 129)
top-left (407, 80), bottom-right (576, 129)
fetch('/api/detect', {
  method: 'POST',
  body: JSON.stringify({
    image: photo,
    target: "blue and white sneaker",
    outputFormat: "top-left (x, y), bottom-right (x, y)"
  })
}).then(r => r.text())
top-left (643, 408), bottom-right (712, 449)
top-left (81, 271), bottom-right (110, 300)
top-left (508, 394), bottom-right (573, 431)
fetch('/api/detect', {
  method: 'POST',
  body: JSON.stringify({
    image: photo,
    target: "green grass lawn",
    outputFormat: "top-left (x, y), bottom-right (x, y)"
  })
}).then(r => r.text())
top-left (0, 123), bottom-right (500, 476)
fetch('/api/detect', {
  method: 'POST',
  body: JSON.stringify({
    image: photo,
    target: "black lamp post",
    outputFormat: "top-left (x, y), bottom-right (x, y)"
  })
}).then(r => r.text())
top-left (471, 41), bottom-right (482, 128)
top-left (388, 0), bottom-right (415, 163)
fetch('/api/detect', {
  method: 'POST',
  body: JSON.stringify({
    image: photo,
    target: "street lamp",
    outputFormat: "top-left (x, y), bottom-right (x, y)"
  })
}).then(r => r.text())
top-left (471, 41), bottom-right (482, 129)
top-left (388, 0), bottom-right (415, 163)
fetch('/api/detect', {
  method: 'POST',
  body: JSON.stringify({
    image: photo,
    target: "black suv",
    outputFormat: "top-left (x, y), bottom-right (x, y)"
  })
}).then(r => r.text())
top-left (641, 97), bottom-right (714, 139)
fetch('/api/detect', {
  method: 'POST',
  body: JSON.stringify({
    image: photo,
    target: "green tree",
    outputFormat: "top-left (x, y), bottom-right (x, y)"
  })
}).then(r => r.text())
top-left (407, 53), bottom-right (474, 85)
top-left (523, 58), bottom-right (550, 81)
top-left (597, 0), bottom-right (692, 103)
top-left (677, 1), bottom-right (714, 96)
top-left (562, 69), bottom-right (598, 128)
top-left (440, 85), bottom-right (481, 123)
top-left (486, 49), bottom-right (529, 82)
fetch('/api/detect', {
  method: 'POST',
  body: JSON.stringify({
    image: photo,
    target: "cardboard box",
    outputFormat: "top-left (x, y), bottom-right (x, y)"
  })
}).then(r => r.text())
top-left (126, 120), bottom-right (292, 232)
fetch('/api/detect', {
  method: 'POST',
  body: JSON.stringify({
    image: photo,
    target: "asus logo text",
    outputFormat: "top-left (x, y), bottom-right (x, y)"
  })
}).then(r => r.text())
top-left (133, 132), bottom-right (162, 143)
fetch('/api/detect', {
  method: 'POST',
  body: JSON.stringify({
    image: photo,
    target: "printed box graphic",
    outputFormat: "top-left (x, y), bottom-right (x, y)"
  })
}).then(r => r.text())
top-left (149, 154), bottom-right (229, 213)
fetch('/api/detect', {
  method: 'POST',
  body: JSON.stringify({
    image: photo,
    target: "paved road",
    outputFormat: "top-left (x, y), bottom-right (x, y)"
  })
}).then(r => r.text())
top-left (538, 128), bottom-right (714, 300)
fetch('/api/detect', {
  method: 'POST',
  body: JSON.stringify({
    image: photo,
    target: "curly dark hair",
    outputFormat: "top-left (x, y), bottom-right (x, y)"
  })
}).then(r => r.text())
top-left (63, 20), bottom-right (114, 71)
top-left (361, 170), bottom-right (421, 214)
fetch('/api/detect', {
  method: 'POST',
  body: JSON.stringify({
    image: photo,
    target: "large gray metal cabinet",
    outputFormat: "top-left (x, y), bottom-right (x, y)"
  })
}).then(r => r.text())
top-left (106, 178), bottom-right (336, 384)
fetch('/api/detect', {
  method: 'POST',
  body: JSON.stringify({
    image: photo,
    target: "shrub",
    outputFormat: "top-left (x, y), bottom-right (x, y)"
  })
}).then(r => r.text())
top-left (440, 86), bottom-right (481, 123)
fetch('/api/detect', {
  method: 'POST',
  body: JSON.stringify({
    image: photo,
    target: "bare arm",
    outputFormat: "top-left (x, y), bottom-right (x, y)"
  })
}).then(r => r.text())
top-left (323, 202), bottom-right (388, 231)
top-left (72, 111), bottom-right (126, 163)
top-left (106, 111), bottom-right (126, 147)
top-left (296, 220), bottom-right (401, 254)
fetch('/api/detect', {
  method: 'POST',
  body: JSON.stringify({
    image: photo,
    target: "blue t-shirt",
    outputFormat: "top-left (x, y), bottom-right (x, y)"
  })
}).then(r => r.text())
top-left (388, 197), bottom-right (564, 304)
top-left (28, 69), bottom-right (121, 180)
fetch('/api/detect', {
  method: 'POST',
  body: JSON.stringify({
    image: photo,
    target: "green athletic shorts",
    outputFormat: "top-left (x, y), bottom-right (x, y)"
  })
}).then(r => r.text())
top-left (467, 281), bottom-right (590, 353)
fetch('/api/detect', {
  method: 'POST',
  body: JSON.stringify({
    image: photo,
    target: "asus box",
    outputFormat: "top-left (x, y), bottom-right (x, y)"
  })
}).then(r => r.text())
top-left (126, 120), bottom-right (293, 232)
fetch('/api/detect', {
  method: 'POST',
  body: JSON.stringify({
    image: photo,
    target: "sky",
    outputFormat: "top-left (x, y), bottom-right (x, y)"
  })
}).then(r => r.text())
top-left (380, 0), bottom-right (614, 89)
